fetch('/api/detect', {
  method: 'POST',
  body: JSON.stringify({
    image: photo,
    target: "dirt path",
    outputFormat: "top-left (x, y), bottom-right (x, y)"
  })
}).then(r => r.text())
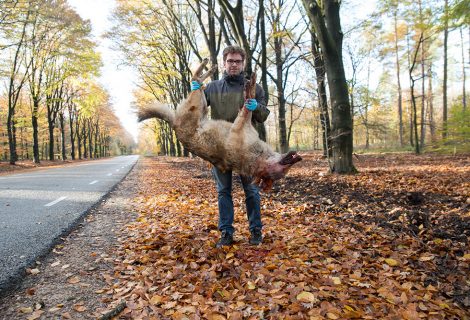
top-left (0, 159), bottom-right (142, 319)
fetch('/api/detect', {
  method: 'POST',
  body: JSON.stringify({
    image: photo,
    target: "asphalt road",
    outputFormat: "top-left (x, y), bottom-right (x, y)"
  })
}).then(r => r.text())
top-left (0, 155), bottom-right (139, 294)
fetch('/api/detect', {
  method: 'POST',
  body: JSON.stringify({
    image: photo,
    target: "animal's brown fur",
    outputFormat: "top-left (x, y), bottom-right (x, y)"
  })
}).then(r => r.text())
top-left (138, 59), bottom-right (302, 191)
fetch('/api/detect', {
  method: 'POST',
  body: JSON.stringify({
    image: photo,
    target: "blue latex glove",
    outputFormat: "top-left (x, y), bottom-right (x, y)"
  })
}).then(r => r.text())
top-left (245, 98), bottom-right (257, 111)
top-left (191, 81), bottom-right (201, 91)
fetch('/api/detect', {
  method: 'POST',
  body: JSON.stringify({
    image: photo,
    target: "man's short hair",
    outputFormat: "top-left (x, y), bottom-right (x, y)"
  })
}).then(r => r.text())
top-left (222, 45), bottom-right (246, 62)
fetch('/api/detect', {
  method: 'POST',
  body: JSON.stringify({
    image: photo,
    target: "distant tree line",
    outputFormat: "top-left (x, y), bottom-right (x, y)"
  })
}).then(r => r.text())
top-left (0, 0), bottom-right (135, 165)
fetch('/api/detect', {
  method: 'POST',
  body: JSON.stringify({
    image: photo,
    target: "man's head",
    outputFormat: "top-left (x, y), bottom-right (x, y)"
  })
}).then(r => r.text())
top-left (223, 45), bottom-right (245, 76)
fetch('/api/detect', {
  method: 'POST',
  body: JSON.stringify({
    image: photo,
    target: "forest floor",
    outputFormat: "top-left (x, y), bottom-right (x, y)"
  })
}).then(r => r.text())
top-left (0, 153), bottom-right (469, 319)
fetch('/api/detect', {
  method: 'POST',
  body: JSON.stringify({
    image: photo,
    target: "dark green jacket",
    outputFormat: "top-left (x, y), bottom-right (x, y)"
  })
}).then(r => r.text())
top-left (204, 72), bottom-right (270, 125)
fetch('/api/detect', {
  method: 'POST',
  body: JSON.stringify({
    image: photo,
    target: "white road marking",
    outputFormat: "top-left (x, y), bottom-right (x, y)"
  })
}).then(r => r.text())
top-left (89, 180), bottom-right (98, 185)
top-left (45, 196), bottom-right (67, 207)
top-left (107, 173), bottom-right (112, 176)
top-left (115, 169), bottom-right (120, 172)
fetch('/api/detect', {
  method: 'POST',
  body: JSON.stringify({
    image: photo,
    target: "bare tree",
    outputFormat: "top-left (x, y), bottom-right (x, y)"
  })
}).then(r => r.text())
top-left (265, 0), bottom-right (308, 153)
top-left (302, 0), bottom-right (355, 173)
top-left (6, 4), bottom-right (31, 164)
top-left (409, 33), bottom-right (424, 154)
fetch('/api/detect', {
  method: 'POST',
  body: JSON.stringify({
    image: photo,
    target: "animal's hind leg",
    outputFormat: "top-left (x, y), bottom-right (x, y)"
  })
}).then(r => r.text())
top-left (191, 58), bottom-right (209, 81)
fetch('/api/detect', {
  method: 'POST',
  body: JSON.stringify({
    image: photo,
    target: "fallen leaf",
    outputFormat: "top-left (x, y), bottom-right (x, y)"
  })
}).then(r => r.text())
top-left (25, 287), bottom-right (36, 295)
top-left (149, 295), bottom-right (163, 305)
top-left (27, 268), bottom-right (40, 275)
top-left (67, 276), bottom-right (80, 284)
top-left (73, 304), bottom-right (87, 312)
top-left (296, 291), bottom-right (317, 303)
top-left (331, 276), bottom-right (342, 285)
top-left (26, 310), bottom-right (44, 320)
top-left (419, 255), bottom-right (434, 261)
top-left (207, 313), bottom-right (226, 320)
top-left (19, 307), bottom-right (33, 314)
top-left (385, 258), bottom-right (399, 266)
top-left (48, 306), bottom-right (63, 312)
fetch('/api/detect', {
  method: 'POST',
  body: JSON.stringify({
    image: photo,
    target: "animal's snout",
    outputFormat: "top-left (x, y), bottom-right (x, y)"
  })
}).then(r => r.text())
top-left (279, 151), bottom-right (302, 166)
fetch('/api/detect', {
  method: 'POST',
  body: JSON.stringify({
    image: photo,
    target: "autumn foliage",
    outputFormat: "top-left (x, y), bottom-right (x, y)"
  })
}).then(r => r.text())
top-left (104, 154), bottom-right (469, 319)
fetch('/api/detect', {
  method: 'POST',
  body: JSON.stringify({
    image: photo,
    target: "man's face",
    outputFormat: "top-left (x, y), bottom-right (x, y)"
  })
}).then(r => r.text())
top-left (224, 53), bottom-right (244, 76)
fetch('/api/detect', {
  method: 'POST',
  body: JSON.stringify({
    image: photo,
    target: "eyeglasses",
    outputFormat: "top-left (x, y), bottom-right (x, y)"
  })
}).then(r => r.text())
top-left (226, 59), bottom-right (243, 65)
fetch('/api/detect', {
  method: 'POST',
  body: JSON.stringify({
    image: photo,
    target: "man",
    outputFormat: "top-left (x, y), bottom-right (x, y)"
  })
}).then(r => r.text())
top-left (191, 46), bottom-right (270, 247)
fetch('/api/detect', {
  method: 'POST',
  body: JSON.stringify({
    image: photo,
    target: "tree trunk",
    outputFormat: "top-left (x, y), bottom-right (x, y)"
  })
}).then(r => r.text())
top-left (7, 6), bottom-right (30, 165)
top-left (461, 27), bottom-right (467, 111)
top-left (411, 80), bottom-right (420, 154)
top-left (159, 125), bottom-right (167, 155)
top-left (409, 33), bottom-right (423, 154)
top-left (393, 9), bottom-right (404, 147)
top-left (59, 113), bottom-right (66, 160)
top-left (258, 0), bottom-right (268, 142)
top-left (274, 24), bottom-right (288, 153)
top-left (7, 113), bottom-right (17, 165)
top-left (94, 121), bottom-right (99, 158)
top-left (32, 102), bottom-right (40, 163)
top-left (311, 29), bottom-right (331, 157)
top-left (83, 125), bottom-right (87, 159)
top-left (419, 0), bottom-right (426, 149)
top-left (69, 111), bottom-right (75, 160)
top-left (302, 0), bottom-right (355, 173)
top-left (427, 64), bottom-right (436, 142)
top-left (207, 0), bottom-right (219, 81)
top-left (76, 120), bottom-right (82, 159)
top-left (169, 126), bottom-right (176, 156)
top-left (88, 121), bottom-right (93, 159)
top-left (442, 0), bottom-right (448, 139)
top-left (176, 140), bottom-right (182, 157)
top-left (48, 117), bottom-right (55, 161)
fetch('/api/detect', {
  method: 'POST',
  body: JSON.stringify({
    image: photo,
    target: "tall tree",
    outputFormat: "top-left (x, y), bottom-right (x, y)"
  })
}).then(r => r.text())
top-left (310, 29), bottom-right (331, 156)
top-left (5, 3), bottom-right (31, 164)
top-left (217, 0), bottom-right (255, 75)
top-left (409, 33), bottom-right (424, 154)
top-left (302, 0), bottom-right (355, 173)
top-left (265, 0), bottom-right (308, 153)
top-left (442, 0), bottom-right (449, 139)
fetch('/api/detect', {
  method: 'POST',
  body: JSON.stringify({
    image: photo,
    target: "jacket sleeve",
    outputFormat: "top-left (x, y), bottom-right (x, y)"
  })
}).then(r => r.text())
top-left (252, 84), bottom-right (270, 123)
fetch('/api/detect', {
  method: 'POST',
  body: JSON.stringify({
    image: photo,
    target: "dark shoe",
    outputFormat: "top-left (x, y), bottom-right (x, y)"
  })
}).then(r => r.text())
top-left (216, 231), bottom-right (233, 248)
top-left (249, 228), bottom-right (263, 245)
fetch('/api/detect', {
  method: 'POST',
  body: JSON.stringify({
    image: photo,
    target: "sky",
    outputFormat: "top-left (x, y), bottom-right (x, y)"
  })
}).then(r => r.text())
top-left (67, 0), bottom-right (139, 142)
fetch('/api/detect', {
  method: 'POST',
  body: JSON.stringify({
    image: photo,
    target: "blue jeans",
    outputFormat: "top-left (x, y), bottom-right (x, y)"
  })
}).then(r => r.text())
top-left (212, 166), bottom-right (262, 235)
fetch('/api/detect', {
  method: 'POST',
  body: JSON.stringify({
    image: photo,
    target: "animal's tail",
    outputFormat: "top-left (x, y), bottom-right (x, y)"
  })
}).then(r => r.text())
top-left (137, 103), bottom-right (175, 126)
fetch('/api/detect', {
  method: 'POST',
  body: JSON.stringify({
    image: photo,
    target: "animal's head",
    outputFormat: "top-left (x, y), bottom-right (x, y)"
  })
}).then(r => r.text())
top-left (253, 151), bottom-right (302, 191)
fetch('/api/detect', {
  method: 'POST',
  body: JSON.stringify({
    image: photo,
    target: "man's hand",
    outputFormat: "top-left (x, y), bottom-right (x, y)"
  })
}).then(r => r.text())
top-left (191, 81), bottom-right (201, 91)
top-left (245, 98), bottom-right (257, 111)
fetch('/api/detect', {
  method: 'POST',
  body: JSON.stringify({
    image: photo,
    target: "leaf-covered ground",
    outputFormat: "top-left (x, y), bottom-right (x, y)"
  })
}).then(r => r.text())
top-left (0, 153), bottom-right (468, 319)
top-left (105, 153), bottom-right (469, 319)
